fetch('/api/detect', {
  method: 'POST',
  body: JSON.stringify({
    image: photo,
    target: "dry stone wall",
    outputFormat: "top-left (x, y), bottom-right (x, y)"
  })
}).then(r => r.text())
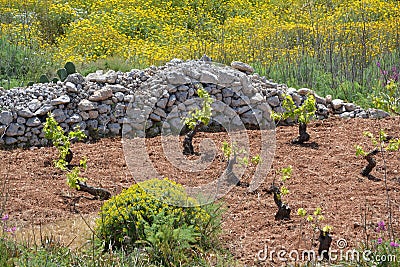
top-left (0, 58), bottom-right (390, 147)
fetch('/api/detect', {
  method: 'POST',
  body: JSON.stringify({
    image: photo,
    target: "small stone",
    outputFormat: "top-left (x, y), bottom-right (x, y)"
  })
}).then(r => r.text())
top-left (331, 99), bottom-right (344, 110)
top-left (51, 95), bottom-right (70, 105)
top-left (0, 111), bottom-right (13, 125)
top-left (345, 103), bottom-right (357, 112)
top-left (267, 96), bottom-right (280, 107)
top-left (297, 88), bottom-right (313, 96)
top-left (65, 82), bottom-right (77, 93)
top-left (231, 61), bottom-right (254, 74)
top-left (156, 97), bottom-right (169, 109)
top-left (97, 105), bottom-right (110, 115)
top-left (35, 104), bottom-right (54, 116)
top-left (16, 108), bottom-right (34, 118)
top-left (65, 73), bottom-right (85, 85)
top-left (5, 137), bottom-right (17, 145)
top-left (114, 92), bottom-right (125, 102)
top-left (89, 88), bottom-right (113, 101)
top-left (78, 99), bottom-right (98, 111)
top-left (367, 108), bottom-right (390, 119)
top-left (27, 99), bottom-right (42, 112)
top-left (108, 123), bottom-right (121, 135)
top-left (325, 95), bottom-right (333, 104)
top-left (89, 110), bottom-right (99, 119)
top-left (6, 123), bottom-right (25, 136)
top-left (26, 117), bottom-right (41, 127)
top-left (149, 113), bottom-right (161, 122)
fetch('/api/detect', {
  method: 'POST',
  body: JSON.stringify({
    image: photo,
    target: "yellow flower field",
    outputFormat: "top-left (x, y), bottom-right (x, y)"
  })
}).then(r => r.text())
top-left (1, 0), bottom-right (398, 66)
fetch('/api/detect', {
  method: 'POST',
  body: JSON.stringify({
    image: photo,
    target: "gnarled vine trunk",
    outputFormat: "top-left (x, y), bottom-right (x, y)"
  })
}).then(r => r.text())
top-left (361, 149), bottom-right (379, 177)
top-left (293, 122), bottom-right (310, 144)
top-left (268, 185), bottom-right (291, 220)
top-left (77, 182), bottom-right (111, 200)
top-left (318, 230), bottom-right (332, 260)
top-left (182, 121), bottom-right (203, 155)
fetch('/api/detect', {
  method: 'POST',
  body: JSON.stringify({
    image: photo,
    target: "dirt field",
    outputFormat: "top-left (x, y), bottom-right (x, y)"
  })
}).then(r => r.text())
top-left (1, 116), bottom-right (399, 265)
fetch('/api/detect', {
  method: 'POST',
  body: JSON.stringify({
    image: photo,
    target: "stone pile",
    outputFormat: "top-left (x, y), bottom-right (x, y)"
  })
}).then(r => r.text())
top-left (0, 58), bottom-right (389, 147)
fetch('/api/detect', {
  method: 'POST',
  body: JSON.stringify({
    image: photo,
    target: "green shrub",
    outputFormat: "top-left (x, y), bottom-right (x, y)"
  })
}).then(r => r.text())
top-left (96, 178), bottom-right (221, 266)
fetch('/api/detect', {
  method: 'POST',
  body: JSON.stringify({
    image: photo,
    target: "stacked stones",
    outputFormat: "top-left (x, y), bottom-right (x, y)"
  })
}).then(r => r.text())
top-left (0, 58), bottom-right (390, 147)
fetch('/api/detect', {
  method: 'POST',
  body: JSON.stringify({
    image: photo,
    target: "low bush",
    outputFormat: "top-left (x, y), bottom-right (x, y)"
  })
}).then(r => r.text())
top-left (96, 178), bottom-right (223, 266)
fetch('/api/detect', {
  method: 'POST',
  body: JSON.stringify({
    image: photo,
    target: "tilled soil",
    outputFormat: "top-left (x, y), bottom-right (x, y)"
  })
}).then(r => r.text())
top-left (1, 116), bottom-right (400, 266)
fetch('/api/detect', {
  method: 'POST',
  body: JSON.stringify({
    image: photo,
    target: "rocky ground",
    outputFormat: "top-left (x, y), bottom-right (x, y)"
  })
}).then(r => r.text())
top-left (1, 116), bottom-right (400, 266)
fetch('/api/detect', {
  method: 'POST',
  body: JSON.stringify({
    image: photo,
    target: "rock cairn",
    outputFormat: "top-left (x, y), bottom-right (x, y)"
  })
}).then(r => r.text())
top-left (0, 58), bottom-right (389, 147)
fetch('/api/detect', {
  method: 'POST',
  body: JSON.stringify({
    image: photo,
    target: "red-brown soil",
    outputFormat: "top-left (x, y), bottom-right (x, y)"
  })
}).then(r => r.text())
top-left (1, 116), bottom-right (400, 266)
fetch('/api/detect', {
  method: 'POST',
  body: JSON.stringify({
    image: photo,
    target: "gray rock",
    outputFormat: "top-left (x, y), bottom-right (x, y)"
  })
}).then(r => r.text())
top-left (106, 84), bottom-right (128, 93)
top-left (78, 99), bottom-right (98, 111)
top-left (89, 88), bottom-right (113, 101)
top-left (108, 123), bottom-right (121, 135)
top-left (368, 108), bottom-right (390, 119)
top-left (316, 104), bottom-right (329, 117)
top-left (153, 107), bottom-right (167, 118)
top-left (157, 97), bottom-right (169, 109)
top-left (166, 72), bottom-right (191, 85)
top-left (250, 93), bottom-right (264, 104)
top-left (98, 104), bottom-right (111, 114)
top-left (65, 73), bottom-right (85, 85)
top-left (114, 92), bottom-right (125, 102)
top-left (79, 112), bottom-right (89, 121)
top-left (325, 95), bottom-right (333, 104)
top-left (52, 109), bottom-right (67, 123)
top-left (67, 114), bottom-right (82, 124)
top-left (339, 112), bottom-right (354, 119)
top-left (231, 61), bottom-right (254, 74)
top-left (114, 103), bottom-right (126, 117)
top-left (16, 117), bottom-right (26, 124)
top-left (222, 88), bottom-right (234, 97)
top-left (149, 113), bottom-right (161, 122)
top-left (167, 95), bottom-right (176, 107)
top-left (0, 111), bottom-right (14, 126)
top-left (27, 99), bottom-right (42, 112)
top-left (237, 106), bottom-right (251, 115)
top-left (65, 81), bottom-right (77, 93)
top-left (267, 96), bottom-right (280, 107)
top-left (86, 119), bottom-right (98, 130)
top-left (26, 117), bottom-right (41, 127)
top-left (331, 99), bottom-right (344, 110)
top-left (16, 108), bottom-right (34, 118)
top-left (35, 104), bottom-right (54, 116)
top-left (6, 123), bottom-right (25, 136)
top-left (345, 103), bottom-right (357, 112)
top-left (297, 88), bottom-right (313, 96)
top-left (0, 125), bottom-right (7, 136)
top-left (124, 95), bottom-right (135, 103)
top-left (314, 94), bottom-right (326, 105)
top-left (5, 137), bottom-right (17, 145)
top-left (51, 95), bottom-right (70, 105)
top-left (200, 71), bottom-right (219, 84)
top-left (88, 110), bottom-right (99, 119)
top-left (176, 91), bottom-right (188, 102)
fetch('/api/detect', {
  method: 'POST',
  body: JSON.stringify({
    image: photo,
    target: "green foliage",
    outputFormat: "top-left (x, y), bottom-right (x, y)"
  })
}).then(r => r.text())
top-left (271, 93), bottom-right (316, 124)
top-left (96, 178), bottom-right (222, 266)
top-left (278, 166), bottom-right (292, 196)
top-left (183, 85), bottom-right (214, 130)
top-left (297, 207), bottom-right (332, 236)
top-left (39, 74), bottom-right (50, 83)
top-left (355, 130), bottom-right (400, 157)
top-left (250, 155), bottom-right (261, 165)
top-left (373, 79), bottom-right (400, 115)
top-left (56, 68), bottom-right (68, 82)
top-left (64, 61), bottom-right (76, 75)
top-left (43, 113), bottom-right (87, 188)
